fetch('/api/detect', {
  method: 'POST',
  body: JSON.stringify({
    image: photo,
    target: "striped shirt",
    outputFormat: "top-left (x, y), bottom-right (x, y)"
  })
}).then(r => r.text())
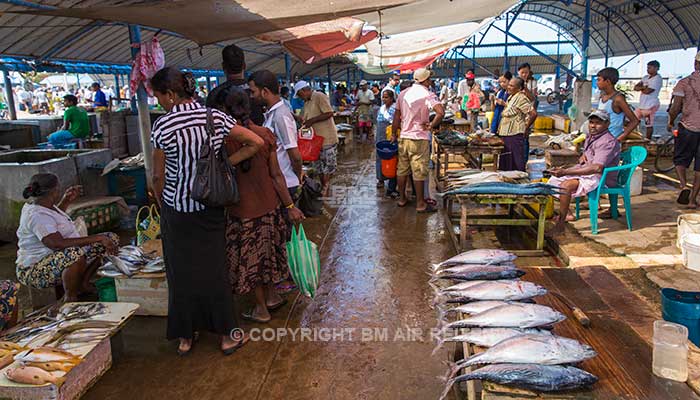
top-left (151, 101), bottom-right (236, 212)
top-left (498, 91), bottom-right (532, 137)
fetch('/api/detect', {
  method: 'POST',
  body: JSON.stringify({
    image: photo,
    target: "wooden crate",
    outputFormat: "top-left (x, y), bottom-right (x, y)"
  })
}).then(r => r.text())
top-left (115, 274), bottom-right (168, 316)
top-left (0, 337), bottom-right (111, 400)
top-left (545, 149), bottom-right (579, 168)
top-left (551, 114), bottom-right (571, 133)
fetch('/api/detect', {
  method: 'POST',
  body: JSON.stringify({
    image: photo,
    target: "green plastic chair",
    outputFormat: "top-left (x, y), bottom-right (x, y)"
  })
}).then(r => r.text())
top-left (575, 146), bottom-right (648, 235)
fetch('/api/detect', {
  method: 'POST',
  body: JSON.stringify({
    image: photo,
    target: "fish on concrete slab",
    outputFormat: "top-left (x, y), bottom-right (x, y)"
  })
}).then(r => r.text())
top-left (444, 303), bottom-right (566, 329)
top-left (436, 249), bottom-right (517, 267)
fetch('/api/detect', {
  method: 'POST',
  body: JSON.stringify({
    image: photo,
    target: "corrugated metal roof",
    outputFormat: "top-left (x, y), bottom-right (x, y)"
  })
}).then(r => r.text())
top-left (433, 54), bottom-right (574, 77)
top-left (445, 43), bottom-right (577, 59)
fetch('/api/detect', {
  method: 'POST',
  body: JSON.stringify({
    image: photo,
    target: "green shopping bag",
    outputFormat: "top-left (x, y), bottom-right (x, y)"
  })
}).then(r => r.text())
top-left (286, 225), bottom-right (321, 298)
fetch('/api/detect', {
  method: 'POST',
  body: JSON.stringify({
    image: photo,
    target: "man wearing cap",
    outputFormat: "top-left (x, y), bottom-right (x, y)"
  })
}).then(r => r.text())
top-left (634, 60), bottom-right (663, 140)
top-left (391, 68), bottom-right (445, 213)
top-left (458, 71), bottom-right (483, 130)
top-left (295, 81), bottom-right (339, 197)
top-left (668, 51), bottom-right (700, 207)
top-left (547, 110), bottom-right (621, 234)
top-left (355, 80), bottom-right (375, 141)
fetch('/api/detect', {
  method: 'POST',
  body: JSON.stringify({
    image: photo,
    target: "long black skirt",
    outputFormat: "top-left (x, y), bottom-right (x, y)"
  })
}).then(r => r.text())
top-left (161, 204), bottom-right (237, 340)
top-left (499, 133), bottom-right (526, 172)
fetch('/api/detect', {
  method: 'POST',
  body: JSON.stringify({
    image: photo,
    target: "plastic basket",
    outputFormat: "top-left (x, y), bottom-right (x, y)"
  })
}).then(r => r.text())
top-left (69, 202), bottom-right (121, 234)
top-left (381, 156), bottom-right (398, 179)
top-left (376, 140), bottom-right (398, 160)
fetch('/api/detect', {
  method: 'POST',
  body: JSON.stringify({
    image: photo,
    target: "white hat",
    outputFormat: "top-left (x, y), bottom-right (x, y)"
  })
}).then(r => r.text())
top-left (359, 79), bottom-right (368, 86)
top-left (696, 51), bottom-right (700, 62)
top-left (413, 68), bottom-right (434, 83)
top-left (293, 80), bottom-right (310, 96)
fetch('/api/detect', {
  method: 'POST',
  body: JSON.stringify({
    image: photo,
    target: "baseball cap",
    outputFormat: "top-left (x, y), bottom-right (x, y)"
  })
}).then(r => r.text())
top-left (359, 79), bottom-right (368, 86)
top-left (588, 110), bottom-right (610, 121)
top-left (465, 72), bottom-right (475, 79)
top-left (413, 68), bottom-right (434, 83)
top-left (293, 80), bottom-right (310, 97)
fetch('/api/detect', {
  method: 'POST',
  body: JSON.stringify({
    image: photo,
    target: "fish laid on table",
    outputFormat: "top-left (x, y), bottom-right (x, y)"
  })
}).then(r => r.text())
top-left (445, 182), bottom-right (566, 196)
top-left (56, 303), bottom-right (106, 320)
top-left (441, 301), bottom-right (512, 315)
top-left (436, 249), bottom-right (517, 268)
top-left (0, 340), bottom-right (25, 352)
top-left (443, 303), bottom-right (566, 329)
top-left (5, 365), bottom-right (65, 385)
top-left (14, 347), bottom-right (81, 364)
top-left (106, 255), bottom-right (134, 277)
top-left (440, 364), bottom-right (598, 400)
top-left (24, 361), bottom-right (75, 372)
top-left (436, 281), bottom-right (547, 303)
top-left (431, 262), bottom-right (516, 275)
top-left (450, 334), bottom-right (597, 374)
top-left (431, 280), bottom-right (493, 293)
top-left (431, 266), bottom-right (525, 282)
top-left (433, 327), bottom-right (552, 353)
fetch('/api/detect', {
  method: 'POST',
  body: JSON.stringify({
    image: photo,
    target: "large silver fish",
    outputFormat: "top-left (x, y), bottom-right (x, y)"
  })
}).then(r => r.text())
top-left (432, 266), bottom-right (525, 281)
top-left (440, 364), bottom-right (598, 400)
top-left (441, 301), bottom-right (513, 316)
top-left (437, 249), bottom-right (517, 267)
top-left (437, 281), bottom-right (547, 303)
top-left (106, 255), bottom-right (134, 277)
top-left (451, 334), bottom-right (597, 373)
top-left (433, 327), bottom-right (552, 354)
top-left (431, 262), bottom-right (516, 274)
top-left (445, 303), bottom-right (566, 329)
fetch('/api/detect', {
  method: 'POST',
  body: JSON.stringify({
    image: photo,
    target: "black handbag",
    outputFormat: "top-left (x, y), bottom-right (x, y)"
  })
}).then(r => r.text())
top-left (191, 108), bottom-right (240, 207)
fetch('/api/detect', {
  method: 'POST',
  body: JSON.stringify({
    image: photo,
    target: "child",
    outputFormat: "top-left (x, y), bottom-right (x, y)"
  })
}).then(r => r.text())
top-left (595, 67), bottom-right (639, 142)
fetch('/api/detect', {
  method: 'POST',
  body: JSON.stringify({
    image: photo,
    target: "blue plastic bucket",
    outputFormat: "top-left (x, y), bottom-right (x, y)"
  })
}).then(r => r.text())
top-left (376, 140), bottom-right (398, 161)
top-left (661, 288), bottom-right (700, 346)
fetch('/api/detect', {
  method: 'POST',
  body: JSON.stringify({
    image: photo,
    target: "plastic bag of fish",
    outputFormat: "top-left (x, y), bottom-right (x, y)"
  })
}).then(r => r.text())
top-left (98, 245), bottom-right (165, 277)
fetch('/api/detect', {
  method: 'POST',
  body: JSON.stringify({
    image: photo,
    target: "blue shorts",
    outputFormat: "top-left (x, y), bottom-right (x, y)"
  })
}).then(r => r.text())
top-left (48, 130), bottom-right (75, 146)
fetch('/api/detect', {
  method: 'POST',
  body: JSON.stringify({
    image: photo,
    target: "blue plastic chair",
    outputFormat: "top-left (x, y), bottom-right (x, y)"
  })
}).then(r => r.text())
top-left (575, 146), bottom-right (647, 235)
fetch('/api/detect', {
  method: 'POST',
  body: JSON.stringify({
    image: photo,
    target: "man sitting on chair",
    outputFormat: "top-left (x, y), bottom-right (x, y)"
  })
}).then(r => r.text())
top-left (47, 95), bottom-right (90, 148)
top-left (547, 110), bottom-right (621, 234)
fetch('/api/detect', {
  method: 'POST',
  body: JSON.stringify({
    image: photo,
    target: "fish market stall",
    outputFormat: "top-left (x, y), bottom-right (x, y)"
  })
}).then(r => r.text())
top-left (0, 302), bottom-right (138, 400)
top-left (433, 130), bottom-right (504, 183)
top-left (441, 180), bottom-right (555, 256)
top-left (431, 251), bottom-right (699, 400)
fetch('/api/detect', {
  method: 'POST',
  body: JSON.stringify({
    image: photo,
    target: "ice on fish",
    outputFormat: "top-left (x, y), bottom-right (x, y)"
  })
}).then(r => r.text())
top-left (439, 364), bottom-right (598, 400)
top-left (436, 281), bottom-right (547, 304)
top-left (436, 249), bottom-right (517, 267)
top-left (445, 303), bottom-right (566, 329)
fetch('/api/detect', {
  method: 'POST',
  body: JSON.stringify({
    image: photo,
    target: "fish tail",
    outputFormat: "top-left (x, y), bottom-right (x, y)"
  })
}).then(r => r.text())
top-left (438, 377), bottom-right (456, 400)
top-left (53, 376), bottom-right (66, 386)
top-left (431, 336), bottom-right (445, 356)
top-left (429, 263), bottom-right (442, 272)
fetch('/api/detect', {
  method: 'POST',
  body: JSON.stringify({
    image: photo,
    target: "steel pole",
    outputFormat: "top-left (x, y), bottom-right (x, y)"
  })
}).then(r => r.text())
top-left (2, 71), bottom-right (17, 120)
top-left (581, 0), bottom-right (591, 78)
top-left (504, 14), bottom-right (510, 72)
top-left (128, 24), bottom-right (153, 185)
top-left (284, 53), bottom-right (292, 87)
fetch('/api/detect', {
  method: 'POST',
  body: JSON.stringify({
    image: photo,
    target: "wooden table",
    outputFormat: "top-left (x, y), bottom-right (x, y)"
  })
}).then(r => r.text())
top-left (448, 266), bottom-right (699, 400)
top-left (433, 139), bottom-right (504, 183)
top-left (466, 144), bottom-right (504, 172)
top-left (441, 117), bottom-right (472, 133)
top-left (443, 194), bottom-right (549, 256)
top-left (333, 112), bottom-right (353, 126)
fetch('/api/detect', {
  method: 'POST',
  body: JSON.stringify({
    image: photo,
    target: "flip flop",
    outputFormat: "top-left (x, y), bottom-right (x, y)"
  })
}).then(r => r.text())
top-left (266, 298), bottom-right (288, 311)
top-left (242, 308), bottom-right (271, 324)
top-left (222, 335), bottom-right (249, 356)
top-left (678, 189), bottom-right (691, 205)
top-left (417, 205), bottom-right (438, 213)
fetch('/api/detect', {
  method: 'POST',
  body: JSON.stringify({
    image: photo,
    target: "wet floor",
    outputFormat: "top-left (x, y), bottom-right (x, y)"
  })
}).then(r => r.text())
top-left (80, 142), bottom-right (456, 400)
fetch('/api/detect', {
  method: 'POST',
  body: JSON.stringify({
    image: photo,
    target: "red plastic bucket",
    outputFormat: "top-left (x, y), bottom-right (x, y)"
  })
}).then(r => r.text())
top-left (381, 156), bottom-right (398, 178)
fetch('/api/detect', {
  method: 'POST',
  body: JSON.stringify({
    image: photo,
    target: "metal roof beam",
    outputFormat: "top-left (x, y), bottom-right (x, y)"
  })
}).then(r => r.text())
top-left (39, 21), bottom-right (104, 60)
top-left (520, 5), bottom-right (608, 55)
top-left (623, 0), bottom-right (693, 49)
top-left (453, 40), bottom-right (576, 50)
top-left (572, 0), bottom-right (648, 52)
top-left (492, 24), bottom-right (581, 79)
top-left (454, 47), bottom-right (495, 76)
top-left (515, 14), bottom-right (583, 55)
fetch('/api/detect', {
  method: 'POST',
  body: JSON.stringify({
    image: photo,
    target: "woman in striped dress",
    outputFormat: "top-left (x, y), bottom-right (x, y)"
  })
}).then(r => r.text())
top-left (150, 67), bottom-right (264, 356)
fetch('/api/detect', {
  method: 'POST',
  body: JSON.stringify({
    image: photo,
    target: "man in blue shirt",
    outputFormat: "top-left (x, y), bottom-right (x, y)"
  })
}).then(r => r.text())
top-left (91, 83), bottom-right (108, 108)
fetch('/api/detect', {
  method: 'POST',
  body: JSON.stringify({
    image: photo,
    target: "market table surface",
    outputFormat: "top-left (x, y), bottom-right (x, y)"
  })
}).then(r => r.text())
top-left (450, 266), bottom-right (699, 400)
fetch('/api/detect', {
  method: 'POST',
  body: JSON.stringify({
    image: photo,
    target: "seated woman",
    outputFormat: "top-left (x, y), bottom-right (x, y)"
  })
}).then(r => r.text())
top-left (547, 110), bottom-right (621, 235)
top-left (15, 173), bottom-right (118, 302)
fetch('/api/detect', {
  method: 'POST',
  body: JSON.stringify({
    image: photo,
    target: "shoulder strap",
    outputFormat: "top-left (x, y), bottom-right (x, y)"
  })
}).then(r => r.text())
top-left (205, 107), bottom-right (215, 137)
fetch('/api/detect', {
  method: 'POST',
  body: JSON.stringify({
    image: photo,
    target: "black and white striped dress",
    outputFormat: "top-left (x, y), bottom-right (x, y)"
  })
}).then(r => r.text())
top-left (151, 101), bottom-right (235, 213)
top-left (151, 101), bottom-right (239, 340)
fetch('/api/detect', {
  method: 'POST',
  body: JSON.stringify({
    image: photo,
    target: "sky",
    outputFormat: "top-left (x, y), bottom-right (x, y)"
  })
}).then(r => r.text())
top-left (479, 18), bottom-right (698, 79)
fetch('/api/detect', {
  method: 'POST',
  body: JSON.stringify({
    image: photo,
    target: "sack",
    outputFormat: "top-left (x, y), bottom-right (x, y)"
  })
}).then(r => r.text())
top-left (286, 225), bottom-right (321, 298)
top-left (298, 177), bottom-right (323, 217)
top-left (136, 204), bottom-right (160, 245)
top-left (191, 108), bottom-right (240, 207)
top-left (298, 128), bottom-right (325, 161)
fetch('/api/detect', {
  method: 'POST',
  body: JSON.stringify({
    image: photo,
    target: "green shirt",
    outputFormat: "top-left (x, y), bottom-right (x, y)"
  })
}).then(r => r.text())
top-left (64, 106), bottom-right (90, 138)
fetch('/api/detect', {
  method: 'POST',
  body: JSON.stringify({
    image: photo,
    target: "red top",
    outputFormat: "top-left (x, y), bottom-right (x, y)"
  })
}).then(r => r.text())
top-left (225, 126), bottom-right (280, 219)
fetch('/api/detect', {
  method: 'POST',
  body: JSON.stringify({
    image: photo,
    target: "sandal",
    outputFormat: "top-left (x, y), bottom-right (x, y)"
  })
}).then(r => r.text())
top-left (222, 334), bottom-right (249, 356)
top-left (242, 307), bottom-right (271, 323)
top-left (425, 198), bottom-right (437, 207)
top-left (417, 205), bottom-right (438, 213)
top-left (177, 338), bottom-right (194, 357)
top-left (266, 298), bottom-right (288, 311)
top-left (376, 181), bottom-right (384, 188)
top-left (678, 189), bottom-right (691, 205)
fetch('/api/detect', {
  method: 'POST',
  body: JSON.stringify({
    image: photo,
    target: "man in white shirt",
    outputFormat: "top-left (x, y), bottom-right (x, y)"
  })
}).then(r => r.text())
top-left (634, 60), bottom-right (663, 140)
top-left (248, 70), bottom-right (303, 199)
top-left (356, 80), bottom-right (375, 141)
top-left (457, 71), bottom-right (483, 130)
